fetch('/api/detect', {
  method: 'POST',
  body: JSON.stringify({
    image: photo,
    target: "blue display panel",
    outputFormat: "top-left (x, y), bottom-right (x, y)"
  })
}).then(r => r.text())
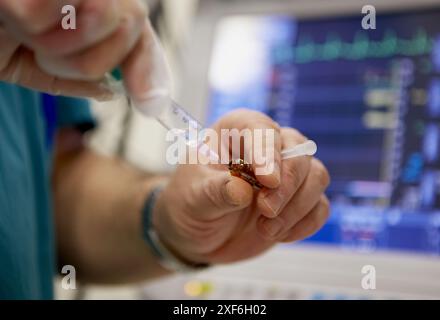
top-left (207, 10), bottom-right (440, 255)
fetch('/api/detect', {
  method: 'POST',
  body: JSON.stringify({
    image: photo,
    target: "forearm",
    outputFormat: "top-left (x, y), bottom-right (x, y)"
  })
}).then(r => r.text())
top-left (53, 130), bottom-right (170, 284)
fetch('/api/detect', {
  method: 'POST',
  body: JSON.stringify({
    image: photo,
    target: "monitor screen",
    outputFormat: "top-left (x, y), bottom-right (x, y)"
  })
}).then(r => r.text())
top-left (206, 9), bottom-right (440, 255)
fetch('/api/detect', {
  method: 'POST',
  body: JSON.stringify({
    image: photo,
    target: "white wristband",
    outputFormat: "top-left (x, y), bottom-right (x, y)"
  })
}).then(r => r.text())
top-left (142, 187), bottom-right (210, 273)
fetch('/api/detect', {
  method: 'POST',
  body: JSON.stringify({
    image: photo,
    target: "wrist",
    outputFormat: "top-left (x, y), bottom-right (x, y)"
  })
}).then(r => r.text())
top-left (143, 185), bottom-right (210, 272)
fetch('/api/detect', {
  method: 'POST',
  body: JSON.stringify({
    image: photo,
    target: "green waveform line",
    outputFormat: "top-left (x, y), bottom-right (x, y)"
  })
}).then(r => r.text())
top-left (274, 28), bottom-right (433, 64)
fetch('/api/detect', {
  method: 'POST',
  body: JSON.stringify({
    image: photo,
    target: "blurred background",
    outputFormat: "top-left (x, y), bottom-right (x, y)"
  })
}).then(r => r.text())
top-left (59, 0), bottom-right (440, 299)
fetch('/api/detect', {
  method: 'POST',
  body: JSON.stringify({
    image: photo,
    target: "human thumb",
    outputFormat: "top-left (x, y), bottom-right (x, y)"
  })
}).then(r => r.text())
top-left (190, 172), bottom-right (254, 218)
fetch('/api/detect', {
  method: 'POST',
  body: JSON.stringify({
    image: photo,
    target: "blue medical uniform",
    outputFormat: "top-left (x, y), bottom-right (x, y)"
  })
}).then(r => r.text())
top-left (0, 82), bottom-right (94, 299)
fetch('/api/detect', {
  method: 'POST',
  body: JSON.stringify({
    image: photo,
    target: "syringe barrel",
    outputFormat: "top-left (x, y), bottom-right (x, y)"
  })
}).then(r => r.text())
top-left (133, 94), bottom-right (220, 161)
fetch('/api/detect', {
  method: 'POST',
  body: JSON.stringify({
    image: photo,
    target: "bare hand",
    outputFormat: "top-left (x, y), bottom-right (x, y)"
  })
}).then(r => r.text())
top-left (154, 110), bottom-right (331, 264)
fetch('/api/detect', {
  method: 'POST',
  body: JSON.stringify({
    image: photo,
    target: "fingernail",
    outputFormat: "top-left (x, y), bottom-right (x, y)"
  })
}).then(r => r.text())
top-left (263, 191), bottom-right (284, 217)
top-left (262, 218), bottom-right (284, 238)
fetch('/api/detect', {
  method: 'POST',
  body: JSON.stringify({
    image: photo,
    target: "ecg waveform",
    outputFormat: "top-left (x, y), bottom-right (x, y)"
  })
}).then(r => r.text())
top-left (208, 11), bottom-right (440, 254)
top-left (274, 29), bottom-right (433, 64)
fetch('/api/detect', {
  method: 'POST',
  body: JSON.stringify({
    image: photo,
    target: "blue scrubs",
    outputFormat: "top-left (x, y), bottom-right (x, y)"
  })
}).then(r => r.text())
top-left (0, 82), bottom-right (94, 299)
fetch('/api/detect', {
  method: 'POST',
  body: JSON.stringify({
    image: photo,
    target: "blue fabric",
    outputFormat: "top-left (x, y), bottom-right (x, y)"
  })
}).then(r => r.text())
top-left (0, 82), bottom-right (94, 299)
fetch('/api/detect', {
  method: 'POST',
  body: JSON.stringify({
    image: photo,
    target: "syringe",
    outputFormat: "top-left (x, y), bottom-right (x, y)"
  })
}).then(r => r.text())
top-left (108, 75), bottom-right (317, 162)
top-left (107, 24), bottom-right (317, 169)
top-left (160, 100), bottom-right (319, 161)
top-left (130, 88), bottom-right (317, 162)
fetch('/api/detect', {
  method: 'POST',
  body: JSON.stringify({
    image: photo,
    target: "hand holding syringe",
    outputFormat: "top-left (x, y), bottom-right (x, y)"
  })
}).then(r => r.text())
top-left (114, 84), bottom-right (318, 160)
top-left (108, 27), bottom-right (317, 183)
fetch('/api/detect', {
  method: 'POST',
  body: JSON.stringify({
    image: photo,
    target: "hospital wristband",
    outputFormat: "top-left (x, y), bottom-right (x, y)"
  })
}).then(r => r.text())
top-left (142, 186), bottom-right (210, 273)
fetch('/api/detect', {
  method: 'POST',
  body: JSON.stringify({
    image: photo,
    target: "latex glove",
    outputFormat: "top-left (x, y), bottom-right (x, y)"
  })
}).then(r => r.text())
top-left (0, 0), bottom-right (153, 101)
top-left (154, 109), bottom-right (331, 264)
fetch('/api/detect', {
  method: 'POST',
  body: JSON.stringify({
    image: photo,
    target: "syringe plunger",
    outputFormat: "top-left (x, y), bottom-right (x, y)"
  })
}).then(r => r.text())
top-left (281, 140), bottom-right (317, 160)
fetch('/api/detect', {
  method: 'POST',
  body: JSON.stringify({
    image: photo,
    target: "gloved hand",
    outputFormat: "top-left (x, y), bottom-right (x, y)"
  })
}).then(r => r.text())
top-left (154, 109), bottom-right (331, 264)
top-left (0, 0), bottom-right (153, 101)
